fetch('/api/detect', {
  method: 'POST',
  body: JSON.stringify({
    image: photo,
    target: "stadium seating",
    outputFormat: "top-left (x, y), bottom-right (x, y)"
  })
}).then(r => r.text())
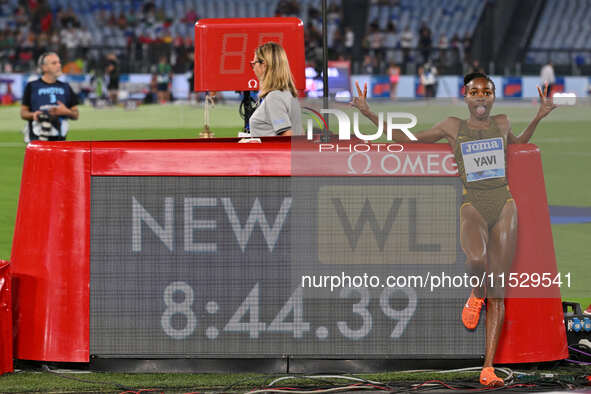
top-left (0, 0), bottom-right (19, 31)
top-left (366, 0), bottom-right (486, 47)
top-left (5, 0), bottom-right (589, 72)
top-left (527, 0), bottom-right (591, 65)
top-left (2, 0), bottom-right (483, 56)
top-left (53, 0), bottom-right (343, 44)
top-left (38, 0), bottom-right (322, 49)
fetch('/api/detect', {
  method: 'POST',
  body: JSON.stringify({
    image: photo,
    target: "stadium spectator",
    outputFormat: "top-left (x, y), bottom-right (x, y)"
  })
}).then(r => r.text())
top-left (154, 8), bottom-right (167, 23)
top-left (420, 60), bottom-right (438, 98)
top-left (438, 33), bottom-right (449, 65)
top-left (142, 1), bottom-right (157, 23)
top-left (450, 33), bottom-right (461, 48)
top-left (0, 0), bottom-right (348, 75)
top-left (57, 6), bottom-right (78, 29)
top-left (327, 1), bottom-right (342, 24)
top-left (182, 9), bottom-right (199, 24)
top-left (17, 31), bottom-right (35, 70)
top-left (14, 6), bottom-right (28, 30)
top-left (449, 34), bottom-right (463, 67)
top-left (305, 22), bottom-right (322, 70)
top-left (32, 0), bottom-right (52, 34)
top-left (540, 61), bottom-right (555, 97)
top-left (344, 27), bottom-right (354, 60)
top-left (187, 54), bottom-right (198, 104)
top-left (417, 65), bottom-right (425, 95)
top-left (463, 32), bottom-right (473, 64)
top-left (172, 35), bottom-right (189, 72)
top-left (306, 22), bottom-right (322, 50)
top-left (78, 27), bottom-right (92, 58)
top-left (307, 5), bottom-right (322, 28)
top-left (35, 31), bottom-right (49, 60)
top-left (362, 54), bottom-right (376, 74)
top-left (116, 12), bottom-right (127, 30)
top-left (184, 36), bottom-right (193, 53)
top-left (144, 73), bottom-right (158, 104)
top-left (366, 21), bottom-right (384, 71)
top-left (60, 25), bottom-right (79, 62)
top-left (330, 28), bottom-right (344, 60)
top-left (400, 25), bottom-right (414, 67)
top-left (0, 0), bottom-right (502, 78)
top-left (97, 9), bottom-right (109, 26)
top-left (469, 59), bottom-right (485, 74)
top-left (48, 31), bottom-right (59, 52)
top-left (20, 52), bottom-right (79, 143)
top-left (275, 0), bottom-right (300, 17)
top-left (418, 21), bottom-right (432, 63)
top-left (248, 42), bottom-right (302, 137)
top-left (155, 55), bottom-right (172, 103)
top-left (388, 62), bottom-right (400, 98)
top-left (106, 53), bottom-right (120, 105)
top-left (1, 81), bottom-right (15, 105)
top-left (1, 30), bottom-right (17, 72)
top-left (384, 22), bottom-right (398, 63)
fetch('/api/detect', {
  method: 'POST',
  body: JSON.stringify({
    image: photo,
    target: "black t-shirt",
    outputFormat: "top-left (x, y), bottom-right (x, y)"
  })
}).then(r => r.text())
top-left (22, 78), bottom-right (79, 140)
top-left (107, 59), bottom-right (120, 89)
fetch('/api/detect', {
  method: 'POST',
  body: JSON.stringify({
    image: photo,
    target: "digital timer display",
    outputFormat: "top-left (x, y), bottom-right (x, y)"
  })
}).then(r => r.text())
top-left (193, 18), bottom-right (306, 92)
top-left (90, 176), bottom-right (484, 358)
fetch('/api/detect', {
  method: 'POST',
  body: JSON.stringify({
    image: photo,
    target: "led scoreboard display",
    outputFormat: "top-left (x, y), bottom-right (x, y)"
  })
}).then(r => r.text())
top-left (90, 175), bottom-right (481, 357)
top-left (10, 142), bottom-right (569, 366)
top-left (194, 18), bottom-right (306, 92)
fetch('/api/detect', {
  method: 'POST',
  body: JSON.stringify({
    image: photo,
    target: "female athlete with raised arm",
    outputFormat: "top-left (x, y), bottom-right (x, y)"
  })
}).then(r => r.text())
top-left (351, 73), bottom-right (557, 386)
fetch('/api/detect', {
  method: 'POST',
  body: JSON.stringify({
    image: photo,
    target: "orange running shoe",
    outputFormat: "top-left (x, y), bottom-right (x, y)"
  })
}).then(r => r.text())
top-left (462, 290), bottom-right (484, 330)
top-left (480, 367), bottom-right (504, 387)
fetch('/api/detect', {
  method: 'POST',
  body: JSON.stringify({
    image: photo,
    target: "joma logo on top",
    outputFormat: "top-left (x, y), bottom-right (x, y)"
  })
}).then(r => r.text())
top-left (463, 139), bottom-right (501, 153)
top-left (305, 109), bottom-right (418, 141)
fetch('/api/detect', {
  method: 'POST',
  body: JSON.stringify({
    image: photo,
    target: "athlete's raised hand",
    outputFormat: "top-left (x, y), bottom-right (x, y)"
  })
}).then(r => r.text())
top-left (350, 81), bottom-right (370, 114)
top-left (512, 81), bottom-right (559, 143)
top-left (536, 81), bottom-right (558, 120)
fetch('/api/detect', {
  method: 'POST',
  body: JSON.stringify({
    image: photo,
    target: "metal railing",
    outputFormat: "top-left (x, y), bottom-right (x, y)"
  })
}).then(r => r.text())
top-left (2, 45), bottom-right (589, 76)
top-left (0, 44), bottom-right (195, 74)
top-left (522, 48), bottom-right (591, 76)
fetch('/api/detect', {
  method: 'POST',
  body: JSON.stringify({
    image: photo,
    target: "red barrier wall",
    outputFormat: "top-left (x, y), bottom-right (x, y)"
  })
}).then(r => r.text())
top-left (497, 146), bottom-right (567, 362)
top-left (0, 260), bottom-right (12, 374)
top-left (11, 142), bottom-right (91, 362)
top-left (10, 139), bottom-right (568, 363)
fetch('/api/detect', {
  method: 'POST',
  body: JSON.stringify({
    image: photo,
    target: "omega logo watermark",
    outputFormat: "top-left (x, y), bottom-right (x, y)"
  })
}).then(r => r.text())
top-left (344, 151), bottom-right (458, 175)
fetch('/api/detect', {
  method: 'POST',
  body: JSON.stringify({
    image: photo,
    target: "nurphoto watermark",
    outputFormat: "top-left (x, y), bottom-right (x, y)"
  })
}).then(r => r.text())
top-left (304, 108), bottom-right (418, 151)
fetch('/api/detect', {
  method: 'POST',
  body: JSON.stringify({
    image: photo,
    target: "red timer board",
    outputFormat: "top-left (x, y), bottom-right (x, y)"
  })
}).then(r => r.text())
top-left (194, 17), bottom-right (305, 92)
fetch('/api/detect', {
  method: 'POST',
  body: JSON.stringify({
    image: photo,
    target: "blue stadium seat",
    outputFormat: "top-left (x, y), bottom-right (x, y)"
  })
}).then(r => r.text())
top-left (366, 0), bottom-right (486, 53)
top-left (195, 0), bottom-right (205, 19)
top-left (528, 0), bottom-right (591, 63)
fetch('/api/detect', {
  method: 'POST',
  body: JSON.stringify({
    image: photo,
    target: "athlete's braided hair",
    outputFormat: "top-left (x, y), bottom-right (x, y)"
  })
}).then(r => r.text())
top-left (464, 72), bottom-right (495, 93)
